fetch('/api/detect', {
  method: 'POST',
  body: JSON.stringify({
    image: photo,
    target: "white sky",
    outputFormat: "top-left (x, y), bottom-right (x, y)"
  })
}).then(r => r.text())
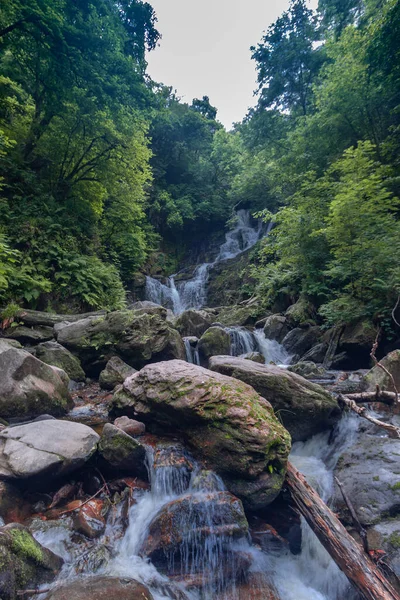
top-left (146, 0), bottom-right (318, 129)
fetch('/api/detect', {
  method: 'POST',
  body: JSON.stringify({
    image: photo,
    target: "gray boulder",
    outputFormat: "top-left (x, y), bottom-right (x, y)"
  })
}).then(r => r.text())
top-left (282, 326), bottom-right (321, 360)
top-left (209, 355), bottom-right (340, 442)
top-left (56, 310), bottom-right (185, 374)
top-left (0, 340), bottom-right (72, 420)
top-left (98, 423), bottom-right (146, 474)
top-left (300, 342), bottom-right (328, 363)
top-left (243, 351), bottom-right (265, 364)
top-left (99, 357), bottom-right (136, 390)
top-left (0, 420), bottom-right (99, 480)
top-left (3, 325), bottom-right (54, 344)
top-left (263, 315), bottom-right (290, 343)
top-left (34, 341), bottom-right (85, 382)
top-left (288, 361), bottom-right (326, 379)
top-left (0, 523), bottom-right (63, 600)
top-left (174, 309), bottom-right (213, 338)
top-left (198, 326), bottom-right (231, 365)
top-left (364, 350), bottom-right (400, 392)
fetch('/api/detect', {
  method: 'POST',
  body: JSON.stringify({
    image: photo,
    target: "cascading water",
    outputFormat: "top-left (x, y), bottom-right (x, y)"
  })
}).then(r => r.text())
top-left (253, 328), bottom-right (292, 365)
top-left (226, 326), bottom-right (256, 355)
top-left (145, 210), bottom-right (264, 314)
top-left (183, 337), bottom-right (200, 365)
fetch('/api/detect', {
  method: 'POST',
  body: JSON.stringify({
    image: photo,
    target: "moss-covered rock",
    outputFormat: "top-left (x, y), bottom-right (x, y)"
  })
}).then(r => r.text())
top-left (98, 423), bottom-right (146, 475)
top-left (174, 309), bottom-right (213, 338)
top-left (0, 340), bottom-right (72, 420)
top-left (214, 303), bottom-right (264, 327)
top-left (198, 326), bottom-right (231, 365)
top-left (285, 297), bottom-right (316, 327)
top-left (0, 523), bottom-right (63, 600)
top-left (34, 341), bottom-right (85, 382)
top-left (112, 360), bottom-right (291, 510)
top-left (288, 361), bottom-right (326, 379)
top-left (99, 357), bottom-right (136, 390)
top-left (263, 315), bottom-right (290, 343)
top-left (43, 576), bottom-right (154, 600)
top-left (56, 310), bottom-right (185, 375)
top-left (3, 325), bottom-right (54, 344)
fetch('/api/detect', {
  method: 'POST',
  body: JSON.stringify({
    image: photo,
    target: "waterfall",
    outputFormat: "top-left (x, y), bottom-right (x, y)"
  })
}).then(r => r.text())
top-left (226, 326), bottom-right (257, 356)
top-left (254, 329), bottom-right (292, 365)
top-left (184, 337), bottom-right (200, 365)
top-left (145, 210), bottom-right (264, 314)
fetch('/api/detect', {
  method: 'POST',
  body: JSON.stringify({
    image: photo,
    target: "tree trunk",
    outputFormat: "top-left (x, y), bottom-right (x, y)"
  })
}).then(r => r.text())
top-left (286, 461), bottom-right (400, 600)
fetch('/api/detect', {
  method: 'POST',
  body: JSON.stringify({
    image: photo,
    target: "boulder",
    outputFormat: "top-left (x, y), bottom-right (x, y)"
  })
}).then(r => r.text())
top-left (216, 304), bottom-right (262, 327)
top-left (0, 340), bottom-right (72, 420)
top-left (334, 435), bottom-right (400, 525)
top-left (285, 297), bottom-right (316, 326)
top-left (99, 357), bottom-right (137, 390)
top-left (243, 352), bottom-right (265, 364)
top-left (126, 301), bottom-right (167, 319)
top-left (0, 481), bottom-right (29, 524)
top-left (113, 416), bottom-right (145, 436)
top-left (34, 341), bottom-right (85, 382)
top-left (153, 443), bottom-right (194, 494)
top-left (288, 361), bottom-right (326, 379)
top-left (364, 350), bottom-right (400, 392)
top-left (14, 309), bottom-right (106, 327)
top-left (198, 326), bottom-right (231, 365)
top-left (0, 420), bottom-right (99, 480)
top-left (3, 325), bottom-right (54, 344)
top-left (112, 360), bottom-right (291, 510)
top-left (0, 523), bottom-right (63, 600)
top-left (56, 310), bottom-right (185, 374)
top-left (140, 491), bottom-right (249, 565)
top-left (98, 423), bottom-right (146, 474)
top-left (174, 309), bottom-right (213, 338)
top-left (263, 315), bottom-right (290, 343)
top-left (367, 519), bottom-right (400, 578)
top-left (281, 326), bottom-right (321, 360)
top-left (72, 498), bottom-right (109, 539)
top-left (338, 320), bottom-right (377, 368)
top-left (209, 356), bottom-right (340, 442)
top-left (43, 576), bottom-right (154, 600)
top-left (300, 342), bottom-right (328, 364)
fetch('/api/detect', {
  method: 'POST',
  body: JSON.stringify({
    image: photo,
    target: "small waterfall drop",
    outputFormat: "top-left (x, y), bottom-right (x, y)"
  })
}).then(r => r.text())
top-left (184, 337), bottom-right (200, 365)
top-left (226, 326), bottom-right (257, 355)
top-left (254, 329), bottom-right (292, 365)
top-left (145, 210), bottom-right (264, 314)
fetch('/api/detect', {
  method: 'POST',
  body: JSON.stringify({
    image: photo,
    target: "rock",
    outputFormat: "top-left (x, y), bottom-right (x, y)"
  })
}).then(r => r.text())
top-left (364, 350), bottom-right (400, 392)
top-left (98, 423), bottom-right (146, 474)
top-left (43, 576), bottom-right (154, 600)
top-left (288, 361), bottom-right (326, 379)
top-left (215, 304), bottom-right (263, 327)
top-left (338, 320), bottom-right (377, 368)
top-left (34, 341), bottom-right (85, 382)
top-left (281, 326), bottom-right (321, 360)
top-left (99, 357), bottom-right (137, 390)
top-left (112, 360), bottom-right (291, 510)
top-left (243, 352), bottom-right (265, 364)
top-left (0, 420), bottom-right (99, 480)
top-left (153, 443), bottom-right (194, 493)
top-left (367, 518), bottom-right (400, 578)
top-left (56, 310), bottom-right (185, 374)
top-left (0, 481), bottom-right (29, 524)
top-left (209, 356), bottom-right (340, 442)
top-left (140, 491), bottom-right (249, 564)
top-left (285, 297), bottom-right (316, 326)
top-left (72, 498), bottom-right (109, 539)
top-left (174, 309), bottom-right (213, 338)
top-left (198, 326), bottom-right (231, 364)
top-left (4, 325), bottom-right (54, 344)
top-left (126, 301), bottom-right (167, 319)
top-left (113, 416), bottom-right (145, 436)
top-left (263, 315), bottom-right (290, 343)
top-left (225, 574), bottom-right (281, 600)
top-left (15, 309), bottom-right (106, 327)
top-left (334, 435), bottom-right (400, 525)
top-left (0, 340), bottom-right (72, 420)
top-left (0, 523), bottom-right (63, 600)
top-left (300, 342), bottom-right (328, 363)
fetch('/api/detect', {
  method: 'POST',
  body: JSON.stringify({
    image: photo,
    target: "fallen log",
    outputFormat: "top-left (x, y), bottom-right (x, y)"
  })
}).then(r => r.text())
top-left (15, 308), bottom-right (107, 327)
top-left (345, 390), bottom-right (397, 406)
top-left (286, 461), bottom-right (400, 600)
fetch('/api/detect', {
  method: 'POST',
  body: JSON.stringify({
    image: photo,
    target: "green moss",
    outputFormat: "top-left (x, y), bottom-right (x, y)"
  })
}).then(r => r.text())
top-left (10, 529), bottom-right (44, 565)
top-left (390, 482), bottom-right (400, 491)
top-left (373, 475), bottom-right (380, 481)
top-left (389, 531), bottom-right (400, 548)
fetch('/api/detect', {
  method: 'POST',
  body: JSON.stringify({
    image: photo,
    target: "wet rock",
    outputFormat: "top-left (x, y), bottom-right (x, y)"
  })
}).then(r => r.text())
top-left (153, 443), bottom-right (194, 493)
top-left (0, 482), bottom-right (29, 524)
top-left (367, 518), bottom-right (400, 578)
top-left (334, 435), bottom-right (400, 525)
top-left (300, 342), bottom-right (329, 363)
top-left (0, 420), bottom-right (99, 480)
top-left (3, 325), bottom-right (54, 344)
top-left (249, 516), bottom-right (288, 556)
top-left (99, 357), bottom-right (137, 390)
top-left (112, 360), bottom-right (291, 510)
top-left (243, 352), bottom-right (265, 364)
top-left (263, 315), bottom-right (290, 343)
top-left (0, 523), bottom-right (63, 600)
top-left (174, 309), bottom-right (213, 338)
top-left (34, 341), bottom-right (85, 382)
top-left (114, 416), bottom-right (145, 436)
top-left (98, 423), bottom-right (146, 474)
top-left (56, 310), bottom-right (185, 374)
top-left (197, 326), bottom-right (231, 364)
top-left (191, 470), bottom-right (224, 492)
top-left (224, 574), bottom-right (281, 600)
top-left (141, 490), bottom-right (249, 563)
top-left (0, 340), bottom-right (72, 420)
top-left (72, 498), bottom-right (109, 539)
top-left (43, 576), bottom-right (154, 600)
top-left (209, 356), bottom-right (339, 442)
top-left (288, 361), bottom-right (326, 379)
top-left (364, 350), bottom-right (400, 392)
top-left (281, 326), bottom-right (321, 360)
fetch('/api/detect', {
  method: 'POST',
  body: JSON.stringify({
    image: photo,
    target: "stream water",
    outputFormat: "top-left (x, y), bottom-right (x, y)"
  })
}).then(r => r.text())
top-left (145, 210), bottom-right (264, 314)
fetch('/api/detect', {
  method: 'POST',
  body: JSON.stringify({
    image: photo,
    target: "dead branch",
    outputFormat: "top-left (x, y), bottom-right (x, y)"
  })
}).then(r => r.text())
top-left (345, 389), bottom-right (397, 406)
top-left (338, 394), bottom-right (400, 439)
top-left (371, 329), bottom-right (399, 404)
top-left (55, 483), bottom-right (107, 516)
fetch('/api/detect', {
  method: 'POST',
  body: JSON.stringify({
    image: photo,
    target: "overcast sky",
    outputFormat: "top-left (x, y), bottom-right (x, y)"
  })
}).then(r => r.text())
top-left (146, 0), bottom-right (318, 129)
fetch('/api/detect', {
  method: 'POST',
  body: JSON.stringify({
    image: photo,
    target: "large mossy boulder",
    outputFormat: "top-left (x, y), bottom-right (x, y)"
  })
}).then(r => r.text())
top-left (112, 360), bottom-right (291, 510)
top-left (174, 309), bottom-right (213, 338)
top-left (209, 356), bottom-right (340, 442)
top-left (34, 341), bottom-right (85, 382)
top-left (0, 420), bottom-right (99, 480)
top-left (0, 523), bottom-right (63, 600)
top-left (214, 303), bottom-right (263, 327)
top-left (0, 340), bottom-right (72, 420)
top-left (198, 326), bottom-right (231, 365)
top-left (364, 350), bottom-right (400, 392)
top-left (285, 298), bottom-right (316, 326)
top-left (98, 423), bottom-right (146, 474)
top-left (56, 310), bottom-right (185, 374)
top-left (43, 576), bottom-right (154, 600)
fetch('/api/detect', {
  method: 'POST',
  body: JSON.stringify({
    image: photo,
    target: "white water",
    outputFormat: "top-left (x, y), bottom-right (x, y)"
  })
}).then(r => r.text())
top-left (145, 210), bottom-right (264, 314)
top-left (254, 328), bottom-right (292, 365)
top-left (184, 337), bottom-right (200, 365)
